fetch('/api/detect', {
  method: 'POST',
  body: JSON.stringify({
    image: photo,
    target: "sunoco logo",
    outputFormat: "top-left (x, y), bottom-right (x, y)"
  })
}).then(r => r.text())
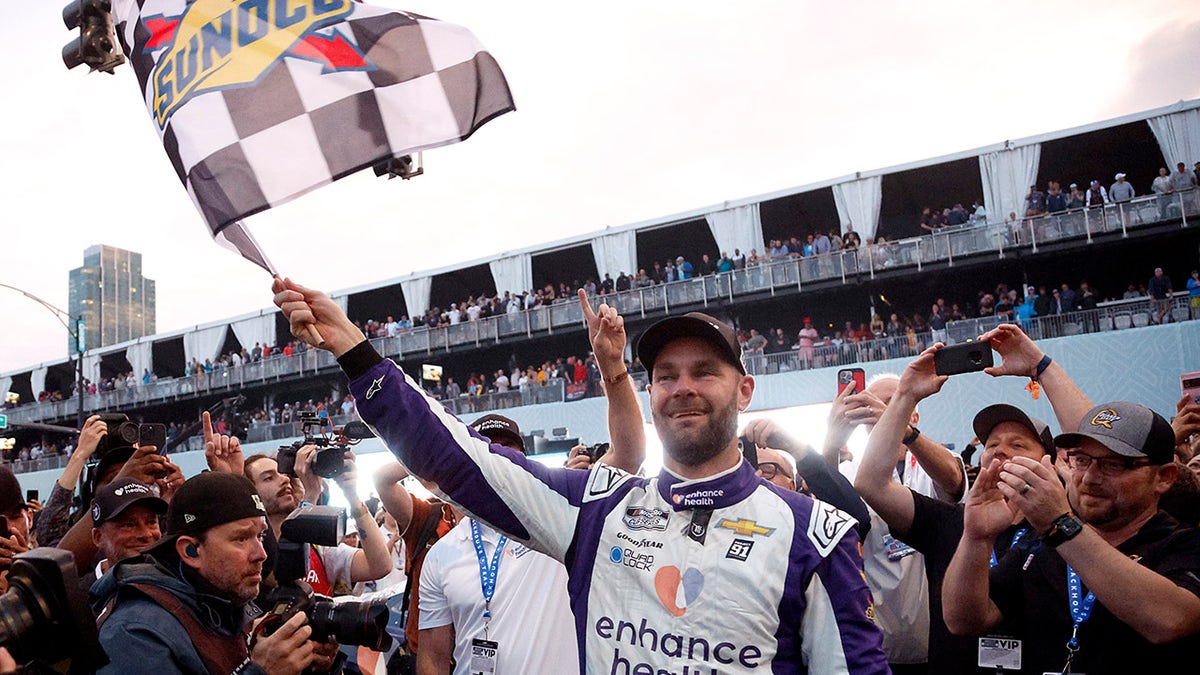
top-left (623, 507), bottom-right (669, 531)
top-left (141, 0), bottom-right (364, 128)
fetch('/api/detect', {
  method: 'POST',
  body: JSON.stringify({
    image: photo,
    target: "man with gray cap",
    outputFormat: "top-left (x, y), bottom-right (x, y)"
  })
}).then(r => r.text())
top-left (274, 277), bottom-right (888, 673)
top-left (854, 322), bottom-right (1092, 674)
top-left (91, 471), bottom-right (317, 675)
top-left (944, 400), bottom-right (1200, 672)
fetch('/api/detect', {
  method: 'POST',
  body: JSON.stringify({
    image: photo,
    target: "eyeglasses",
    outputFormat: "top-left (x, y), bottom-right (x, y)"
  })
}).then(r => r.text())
top-left (1064, 451), bottom-right (1151, 476)
top-left (756, 462), bottom-right (793, 481)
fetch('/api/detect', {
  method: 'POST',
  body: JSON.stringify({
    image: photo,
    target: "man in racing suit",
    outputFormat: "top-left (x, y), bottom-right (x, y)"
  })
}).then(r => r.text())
top-left (274, 278), bottom-right (887, 674)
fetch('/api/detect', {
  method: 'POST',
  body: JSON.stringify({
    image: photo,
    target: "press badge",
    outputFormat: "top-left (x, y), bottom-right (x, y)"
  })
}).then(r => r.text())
top-left (469, 638), bottom-right (499, 674)
top-left (882, 533), bottom-right (917, 562)
top-left (977, 636), bottom-right (1021, 670)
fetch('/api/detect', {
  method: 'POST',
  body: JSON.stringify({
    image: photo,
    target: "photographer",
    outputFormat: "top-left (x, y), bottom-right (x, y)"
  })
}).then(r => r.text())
top-left (244, 447), bottom-right (390, 599)
top-left (33, 414), bottom-right (107, 548)
top-left (91, 472), bottom-right (314, 675)
top-left (0, 467), bottom-right (32, 593)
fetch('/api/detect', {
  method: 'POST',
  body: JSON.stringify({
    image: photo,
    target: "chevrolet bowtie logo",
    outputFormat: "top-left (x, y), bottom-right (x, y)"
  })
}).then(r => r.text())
top-left (718, 518), bottom-right (775, 538)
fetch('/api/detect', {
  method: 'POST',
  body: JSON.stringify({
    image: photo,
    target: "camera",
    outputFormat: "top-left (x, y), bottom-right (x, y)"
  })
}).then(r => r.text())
top-left (277, 413), bottom-right (373, 479)
top-left (92, 413), bottom-right (167, 455)
top-left (0, 548), bottom-right (108, 673)
top-left (259, 506), bottom-right (391, 651)
top-left (583, 442), bottom-right (609, 462)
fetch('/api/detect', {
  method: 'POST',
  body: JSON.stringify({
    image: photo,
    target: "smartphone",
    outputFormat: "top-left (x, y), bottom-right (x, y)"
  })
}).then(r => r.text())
top-left (139, 423), bottom-right (168, 454)
top-left (1183, 371), bottom-right (1200, 405)
top-left (934, 342), bottom-right (994, 376)
top-left (25, 489), bottom-right (38, 503)
top-left (739, 435), bottom-right (758, 467)
top-left (837, 368), bottom-right (866, 396)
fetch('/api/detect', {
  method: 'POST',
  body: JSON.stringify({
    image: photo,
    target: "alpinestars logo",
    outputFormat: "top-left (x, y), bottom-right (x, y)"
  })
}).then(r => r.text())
top-left (365, 376), bottom-right (384, 400)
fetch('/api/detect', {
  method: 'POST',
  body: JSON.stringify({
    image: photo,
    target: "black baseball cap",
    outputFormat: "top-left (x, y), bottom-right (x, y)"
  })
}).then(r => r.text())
top-left (471, 414), bottom-right (525, 453)
top-left (1054, 402), bottom-right (1175, 465)
top-left (636, 312), bottom-right (745, 376)
top-left (972, 404), bottom-right (1055, 456)
top-left (145, 472), bottom-right (267, 556)
top-left (88, 446), bottom-right (137, 495)
top-left (91, 479), bottom-right (167, 526)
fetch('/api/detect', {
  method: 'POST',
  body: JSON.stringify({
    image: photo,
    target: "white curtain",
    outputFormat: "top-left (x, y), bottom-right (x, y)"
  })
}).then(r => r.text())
top-left (31, 367), bottom-right (48, 396)
top-left (126, 341), bottom-right (153, 378)
top-left (82, 354), bottom-right (101, 386)
top-left (0, 377), bottom-right (11, 400)
top-left (400, 276), bottom-right (432, 318)
top-left (979, 144), bottom-right (1041, 226)
top-left (704, 204), bottom-right (764, 258)
top-left (1147, 109), bottom-right (1200, 168)
top-left (489, 253), bottom-right (533, 296)
top-left (331, 295), bottom-right (349, 314)
top-left (183, 325), bottom-right (228, 364)
top-left (231, 314), bottom-right (275, 353)
top-left (590, 230), bottom-right (638, 279)
top-left (833, 176), bottom-right (884, 241)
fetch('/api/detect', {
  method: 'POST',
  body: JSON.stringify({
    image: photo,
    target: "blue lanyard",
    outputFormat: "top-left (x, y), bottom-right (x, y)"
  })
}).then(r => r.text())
top-left (470, 520), bottom-right (508, 623)
top-left (989, 527), bottom-right (1029, 568)
top-left (1065, 565), bottom-right (1096, 647)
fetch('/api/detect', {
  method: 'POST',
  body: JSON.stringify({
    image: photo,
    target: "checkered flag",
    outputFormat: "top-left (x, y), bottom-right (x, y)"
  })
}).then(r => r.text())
top-left (111, 0), bottom-right (515, 271)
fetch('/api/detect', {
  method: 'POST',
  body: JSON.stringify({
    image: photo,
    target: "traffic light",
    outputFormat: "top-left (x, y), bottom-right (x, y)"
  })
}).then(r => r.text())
top-left (61, 0), bottom-right (125, 74)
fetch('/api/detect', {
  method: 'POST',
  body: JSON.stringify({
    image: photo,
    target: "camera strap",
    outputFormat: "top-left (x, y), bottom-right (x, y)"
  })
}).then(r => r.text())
top-left (113, 582), bottom-right (251, 675)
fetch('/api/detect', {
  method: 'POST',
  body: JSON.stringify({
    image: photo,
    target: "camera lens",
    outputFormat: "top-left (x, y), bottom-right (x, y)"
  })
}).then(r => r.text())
top-left (308, 599), bottom-right (392, 651)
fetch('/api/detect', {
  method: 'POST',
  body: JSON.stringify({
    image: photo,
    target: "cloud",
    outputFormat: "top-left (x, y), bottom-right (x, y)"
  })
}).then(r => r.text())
top-left (1101, 18), bottom-right (1200, 116)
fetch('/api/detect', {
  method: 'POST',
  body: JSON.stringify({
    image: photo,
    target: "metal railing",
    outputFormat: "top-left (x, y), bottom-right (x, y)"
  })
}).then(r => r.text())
top-left (7, 189), bottom-right (1197, 427)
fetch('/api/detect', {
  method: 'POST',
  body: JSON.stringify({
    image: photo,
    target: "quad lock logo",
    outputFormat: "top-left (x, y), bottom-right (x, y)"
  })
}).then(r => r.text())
top-left (609, 546), bottom-right (655, 571)
top-left (141, 0), bottom-right (368, 128)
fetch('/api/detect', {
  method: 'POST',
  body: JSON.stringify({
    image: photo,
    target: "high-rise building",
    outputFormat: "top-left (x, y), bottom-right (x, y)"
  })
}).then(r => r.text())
top-left (67, 245), bottom-right (156, 353)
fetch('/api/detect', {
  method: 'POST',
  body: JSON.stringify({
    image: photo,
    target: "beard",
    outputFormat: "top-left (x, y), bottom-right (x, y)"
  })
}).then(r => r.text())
top-left (656, 395), bottom-right (740, 468)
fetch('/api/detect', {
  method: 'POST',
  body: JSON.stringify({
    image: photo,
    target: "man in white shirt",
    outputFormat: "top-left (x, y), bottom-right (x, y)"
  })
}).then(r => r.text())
top-left (416, 416), bottom-right (578, 675)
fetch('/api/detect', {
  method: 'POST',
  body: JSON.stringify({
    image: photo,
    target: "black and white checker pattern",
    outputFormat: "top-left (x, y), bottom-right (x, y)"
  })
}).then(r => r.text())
top-left (114, 0), bottom-right (514, 235)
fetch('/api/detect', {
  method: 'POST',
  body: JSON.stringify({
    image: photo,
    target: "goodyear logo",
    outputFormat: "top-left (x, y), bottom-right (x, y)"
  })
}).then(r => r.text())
top-left (1090, 409), bottom-right (1121, 429)
top-left (142, 0), bottom-right (367, 128)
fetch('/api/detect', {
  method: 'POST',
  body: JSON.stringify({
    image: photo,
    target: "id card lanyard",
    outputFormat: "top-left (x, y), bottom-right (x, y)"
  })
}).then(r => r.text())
top-left (1060, 565), bottom-right (1096, 674)
top-left (470, 520), bottom-right (508, 640)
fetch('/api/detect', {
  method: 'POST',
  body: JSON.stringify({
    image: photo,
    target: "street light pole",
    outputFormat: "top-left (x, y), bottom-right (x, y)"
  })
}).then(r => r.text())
top-left (0, 282), bottom-right (88, 427)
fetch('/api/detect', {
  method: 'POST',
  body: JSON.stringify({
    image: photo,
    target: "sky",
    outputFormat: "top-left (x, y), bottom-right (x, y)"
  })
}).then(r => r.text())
top-left (1, 0), bottom-right (1198, 374)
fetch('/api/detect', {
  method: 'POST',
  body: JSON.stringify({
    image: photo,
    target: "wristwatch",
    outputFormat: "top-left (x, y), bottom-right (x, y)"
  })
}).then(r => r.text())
top-left (902, 425), bottom-right (921, 445)
top-left (1043, 512), bottom-right (1084, 548)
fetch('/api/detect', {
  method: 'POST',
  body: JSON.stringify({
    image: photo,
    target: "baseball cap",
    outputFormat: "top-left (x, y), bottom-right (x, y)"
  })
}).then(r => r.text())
top-left (1115, 172), bottom-right (1126, 180)
top-left (1054, 402), bottom-right (1174, 464)
top-left (88, 446), bottom-right (137, 495)
top-left (972, 404), bottom-right (1054, 456)
top-left (636, 312), bottom-right (745, 376)
top-left (145, 472), bottom-right (267, 556)
top-left (471, 414), bottom-right (525, 453)
top-left (0, 466), bottom-right (24, 514)
top-left (91, 478), bottom-right (167, 526)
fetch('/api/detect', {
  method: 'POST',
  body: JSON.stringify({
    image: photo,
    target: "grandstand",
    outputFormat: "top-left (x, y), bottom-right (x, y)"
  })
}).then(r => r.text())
top-left (4, 98), bottom-right (1199, 494)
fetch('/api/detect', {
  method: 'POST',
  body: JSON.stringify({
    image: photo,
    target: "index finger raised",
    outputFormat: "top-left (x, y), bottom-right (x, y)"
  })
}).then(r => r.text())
top-left (577, 289), bottom-right (597, 322)
top-left (202, 411), bottom-right (215, 444)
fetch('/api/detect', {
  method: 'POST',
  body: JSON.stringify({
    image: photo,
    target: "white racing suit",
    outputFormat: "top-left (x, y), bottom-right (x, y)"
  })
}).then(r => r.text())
top-left (342, 343), bottom-right (888, 674)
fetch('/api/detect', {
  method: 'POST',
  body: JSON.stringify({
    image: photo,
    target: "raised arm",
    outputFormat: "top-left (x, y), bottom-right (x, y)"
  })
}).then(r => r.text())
top-left (981, 323), bottom-right (1092, 432)
top-left (275, 278), bottom-right (596, 561)
top-left (854, 346), bottom-right (948, 536)
top-left (942, 458), bottom-right (1017, 635)
top-left (579, 289), bottom-right (645, 474)
top-left (373, 461), bottom-right (415, 533)
top-left (328, 453), bottom-right (392, 583)
top-left (742, 417), bottom-right (870, 536)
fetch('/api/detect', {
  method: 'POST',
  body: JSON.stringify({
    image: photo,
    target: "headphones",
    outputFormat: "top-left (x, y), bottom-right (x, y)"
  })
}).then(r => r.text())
top-left (184, 543), bottom-right (199, 558)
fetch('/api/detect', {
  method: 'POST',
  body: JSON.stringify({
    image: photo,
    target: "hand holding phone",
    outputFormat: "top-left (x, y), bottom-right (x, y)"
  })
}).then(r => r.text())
top-left (837, 368), bottom-right (866, 396)
top-left (1182, 372), bottom-right (1200, 405)
top-left (934, 342), bottom-right (994, 376)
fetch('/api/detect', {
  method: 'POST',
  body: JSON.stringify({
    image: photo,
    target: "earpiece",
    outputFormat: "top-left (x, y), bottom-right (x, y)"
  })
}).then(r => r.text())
top-left (185, 543), bottom-right (199, 558)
